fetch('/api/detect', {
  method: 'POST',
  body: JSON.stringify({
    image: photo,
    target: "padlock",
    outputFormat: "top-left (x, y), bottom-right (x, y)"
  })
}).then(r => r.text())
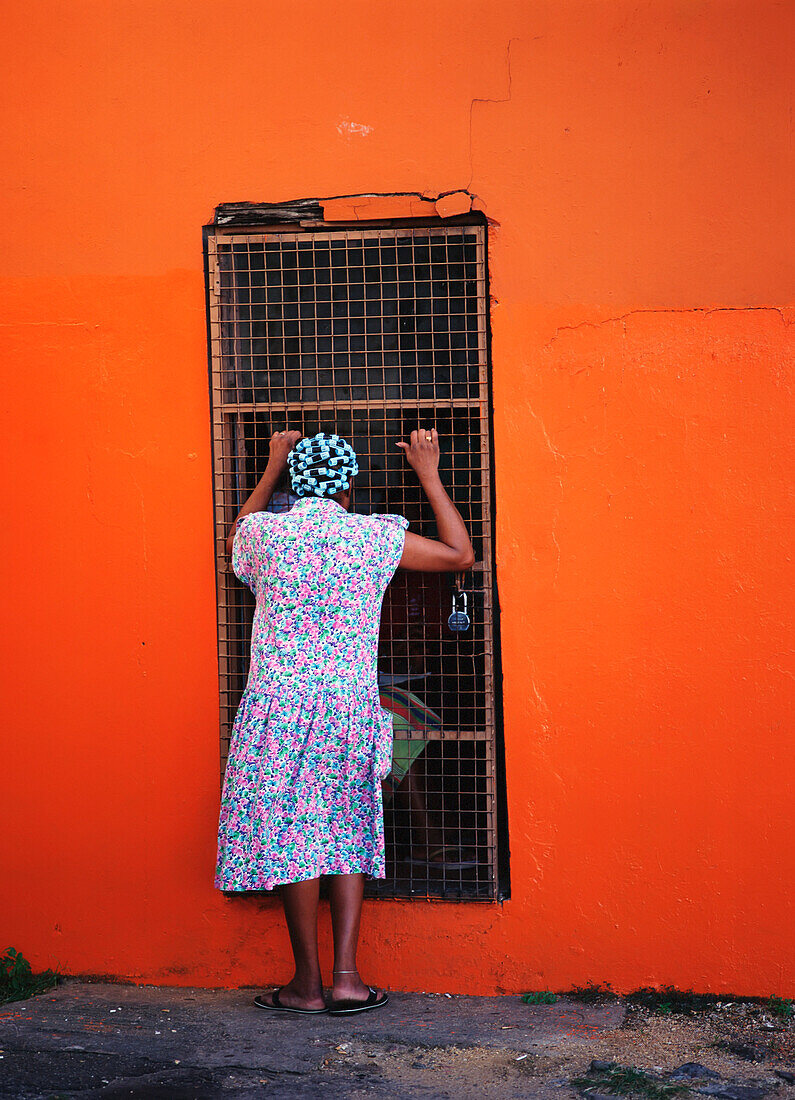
top-left (447, 591), bottom-right (471, 633)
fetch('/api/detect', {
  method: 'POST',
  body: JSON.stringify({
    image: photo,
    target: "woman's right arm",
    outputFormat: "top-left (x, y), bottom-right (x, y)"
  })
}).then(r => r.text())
top-left (395, 428), bottom-right (476, 572)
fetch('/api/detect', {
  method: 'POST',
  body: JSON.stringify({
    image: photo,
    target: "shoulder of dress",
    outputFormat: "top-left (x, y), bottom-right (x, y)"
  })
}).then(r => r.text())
top-left (367, 512), bottom-right (410, 531)
top-left (243, 509), bottom-right (281, 523)
top-left (234, 510), bottom-right (278, 536)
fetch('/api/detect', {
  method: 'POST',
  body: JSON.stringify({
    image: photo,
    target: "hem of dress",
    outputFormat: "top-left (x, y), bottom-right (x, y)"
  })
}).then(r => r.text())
top-left (214, 862), bottom-right (385, 893)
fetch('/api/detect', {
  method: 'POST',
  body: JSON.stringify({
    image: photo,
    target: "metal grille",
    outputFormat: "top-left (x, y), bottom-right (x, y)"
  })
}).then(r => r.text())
top-left (205, 222), bottom-right (502, 900)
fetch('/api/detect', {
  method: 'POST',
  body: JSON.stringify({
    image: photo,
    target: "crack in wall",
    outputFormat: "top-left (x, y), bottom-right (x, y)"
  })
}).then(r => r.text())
top-left (526, 405), bottom-right (565, 587)
top-left (466, 37), bottom-right (519, 192)
top-left (544, 306), bottom-right (792, 350)
top-left (527, 404), bottom-right (567, 462)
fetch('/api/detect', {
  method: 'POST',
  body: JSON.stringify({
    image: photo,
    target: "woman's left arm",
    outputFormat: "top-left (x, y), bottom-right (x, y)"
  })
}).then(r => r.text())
top-left (225, 429), bottom-right (301, 557)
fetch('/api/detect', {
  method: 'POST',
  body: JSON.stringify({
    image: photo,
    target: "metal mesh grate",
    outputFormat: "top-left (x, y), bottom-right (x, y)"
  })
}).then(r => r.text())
top-left (206, 223), bottom-right (501, 900)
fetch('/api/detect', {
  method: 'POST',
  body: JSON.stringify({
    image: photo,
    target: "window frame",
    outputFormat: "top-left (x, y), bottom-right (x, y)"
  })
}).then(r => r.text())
top-left (203, 212), bottom-right (510, 901)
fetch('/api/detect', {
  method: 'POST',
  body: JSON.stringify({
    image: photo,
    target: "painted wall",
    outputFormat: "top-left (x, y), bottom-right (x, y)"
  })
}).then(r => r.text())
top-left (2, 0), bottom-right (793, 996)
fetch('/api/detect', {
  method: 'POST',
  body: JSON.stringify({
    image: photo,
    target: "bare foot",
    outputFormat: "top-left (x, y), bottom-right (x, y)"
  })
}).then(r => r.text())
top-left (259, 979), bottom-right (326, 1011)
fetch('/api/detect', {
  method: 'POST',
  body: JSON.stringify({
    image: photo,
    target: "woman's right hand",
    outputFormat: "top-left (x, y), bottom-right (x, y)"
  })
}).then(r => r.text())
top-left (394, 428), bottom-right (475, 572)
top-left (396, 428), bottom-right (440, 481)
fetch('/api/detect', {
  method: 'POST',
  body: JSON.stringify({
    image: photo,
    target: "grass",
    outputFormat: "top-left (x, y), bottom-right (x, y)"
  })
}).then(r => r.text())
top-left (625, 986), bottom-right (721, 1016)
top-left (766, 995), bottom-right (794, 1021)
top-left (565, 983), bottom-right (795, 1019)
top-left (521, 990), bottom-right (557, 1004)
top-left (570, 1062), bottom-right (694, 1098)
top-left (0, 947), bottom-right (60, 1005)
top-left (565, 981), bottom-right (620, 1003)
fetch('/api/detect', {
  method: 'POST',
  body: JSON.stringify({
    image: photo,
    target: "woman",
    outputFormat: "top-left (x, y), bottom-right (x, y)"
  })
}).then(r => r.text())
top-left (214, 427), bottom-right (474, 1015)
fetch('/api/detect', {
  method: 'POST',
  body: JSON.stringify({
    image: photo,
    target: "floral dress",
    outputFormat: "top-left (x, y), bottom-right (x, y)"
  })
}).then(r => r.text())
top-left (214, 496), bottom-right (409, 891)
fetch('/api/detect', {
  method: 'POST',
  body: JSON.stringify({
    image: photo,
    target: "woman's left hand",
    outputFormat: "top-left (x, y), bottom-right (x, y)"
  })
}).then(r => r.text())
top-left (267, 429), bottom-right (302, 470)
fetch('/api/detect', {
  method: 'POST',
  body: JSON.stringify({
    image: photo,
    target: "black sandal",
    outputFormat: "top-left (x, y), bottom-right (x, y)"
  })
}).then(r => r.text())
top-left (254, 988), bottom-right (329, 1015)
top-left (327, 986), bottom-right (389, 1016)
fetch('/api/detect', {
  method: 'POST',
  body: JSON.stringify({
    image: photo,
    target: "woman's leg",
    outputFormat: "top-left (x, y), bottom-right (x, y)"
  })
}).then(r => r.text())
top-left (259, 876), bottom-right (325, 1009)
top-left (327, 872), bottom-right (384, 1003)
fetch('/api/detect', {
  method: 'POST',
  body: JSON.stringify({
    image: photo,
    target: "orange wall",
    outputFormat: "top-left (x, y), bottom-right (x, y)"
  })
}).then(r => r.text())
top-left (2, 1), bottom-right (793, 996)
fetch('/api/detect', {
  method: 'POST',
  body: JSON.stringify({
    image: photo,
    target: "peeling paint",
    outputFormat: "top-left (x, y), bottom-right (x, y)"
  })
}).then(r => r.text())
top-left (321, 194), bottom-right (437, 220)
top-left (434, 190), bottom-right (473, 218)
top-left (336, 117), bottom-right (374, 137)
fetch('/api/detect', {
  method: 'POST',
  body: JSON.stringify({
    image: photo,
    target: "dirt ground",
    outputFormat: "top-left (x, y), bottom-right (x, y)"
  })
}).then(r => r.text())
top-left (0, 981), bottom-right (792, 1098)
top-left (314, 996), bottom-right (795, 1098)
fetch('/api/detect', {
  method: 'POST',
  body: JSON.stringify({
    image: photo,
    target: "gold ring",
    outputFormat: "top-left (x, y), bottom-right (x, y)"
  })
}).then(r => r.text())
top-left (425, 433), bottom-right (433, 441)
